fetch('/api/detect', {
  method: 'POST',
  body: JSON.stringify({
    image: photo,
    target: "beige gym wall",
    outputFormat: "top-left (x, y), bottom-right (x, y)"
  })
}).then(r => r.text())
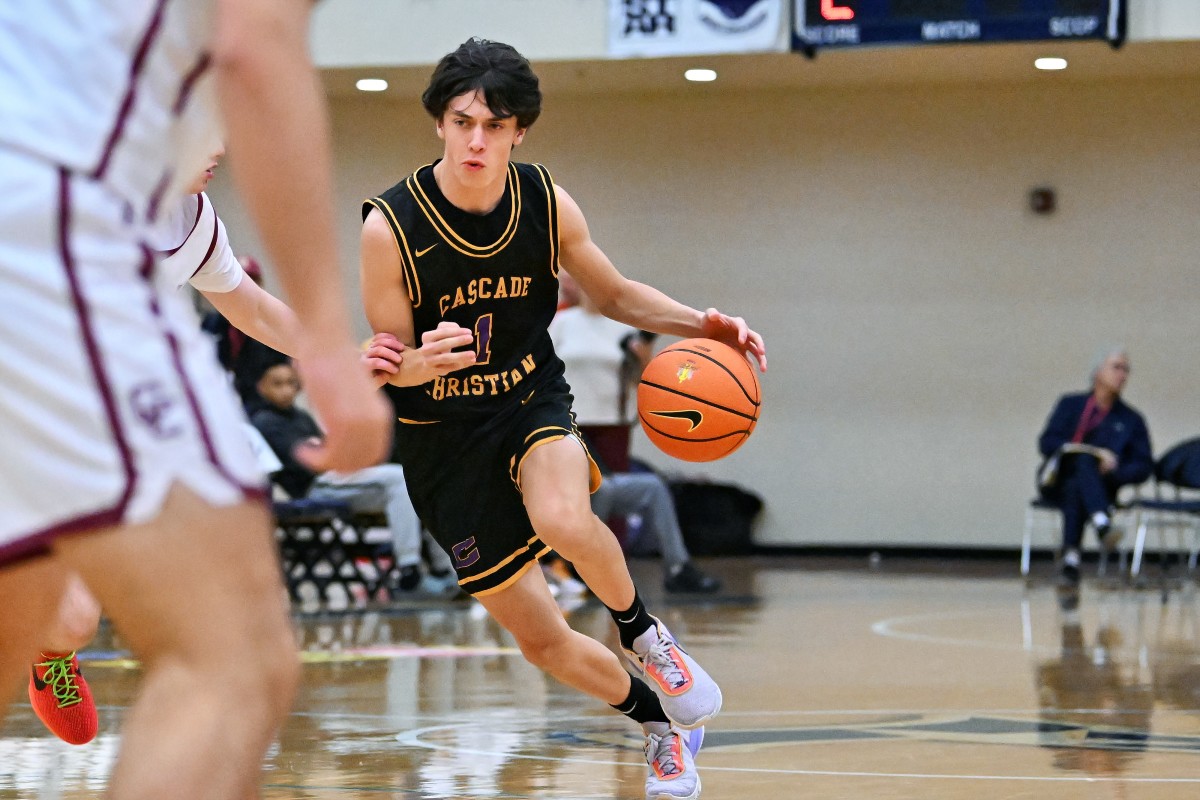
top-left (211, 23), bottom-right (1199, 550)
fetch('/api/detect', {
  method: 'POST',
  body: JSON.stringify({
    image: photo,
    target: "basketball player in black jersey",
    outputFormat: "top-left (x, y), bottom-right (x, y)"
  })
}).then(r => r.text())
top-left (360, 39), bottom-right (766, 800)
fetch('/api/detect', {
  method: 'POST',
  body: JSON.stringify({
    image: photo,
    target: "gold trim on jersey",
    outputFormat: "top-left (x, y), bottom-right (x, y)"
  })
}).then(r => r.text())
top-left (523, 425), bottom-right (566, 448)
top-left (396, 417), bottom-right (440, 425)
top-left (468, 546), bottom-right (553, 597)
top-left (509, 429), bottom-right (601, 493)
top-left (364, 197), bottom-right (423, 309)
top-left (407, 163), bottom-right (522, 258)
top-left (531, 164), bottom-right (560, 277)
top-left (511, 431), bottom-right (567, 490)
top-left (458, 535), bottom-right (547, 588)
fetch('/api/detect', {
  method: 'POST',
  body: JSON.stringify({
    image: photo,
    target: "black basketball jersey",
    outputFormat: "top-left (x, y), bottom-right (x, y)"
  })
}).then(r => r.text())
top-left (364, 161), bottom-right (565, 420)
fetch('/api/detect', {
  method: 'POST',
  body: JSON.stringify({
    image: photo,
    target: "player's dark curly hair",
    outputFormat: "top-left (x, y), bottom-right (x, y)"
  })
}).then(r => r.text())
top-left (422, 38), bottom-right (542, 130)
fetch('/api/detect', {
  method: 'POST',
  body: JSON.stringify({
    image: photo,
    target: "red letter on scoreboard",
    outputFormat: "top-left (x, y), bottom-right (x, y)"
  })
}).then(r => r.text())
top-left (821, 0), bottom-right (855, 20)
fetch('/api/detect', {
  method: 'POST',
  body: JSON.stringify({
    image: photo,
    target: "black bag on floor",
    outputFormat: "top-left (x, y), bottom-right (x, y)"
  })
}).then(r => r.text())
top-left (668, 480), bottom-right (764, 556)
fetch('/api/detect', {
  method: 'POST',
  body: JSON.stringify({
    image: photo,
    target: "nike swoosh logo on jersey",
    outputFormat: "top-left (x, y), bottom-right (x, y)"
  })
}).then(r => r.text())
top-left (649, 409), bottom-right (703, 431)
top-left (415, 244), bottom-right (437, 257)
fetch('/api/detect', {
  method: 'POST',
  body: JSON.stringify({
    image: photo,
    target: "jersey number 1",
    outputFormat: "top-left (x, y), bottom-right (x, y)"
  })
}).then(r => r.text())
top-left (474, 313), bottom-right (493, 365)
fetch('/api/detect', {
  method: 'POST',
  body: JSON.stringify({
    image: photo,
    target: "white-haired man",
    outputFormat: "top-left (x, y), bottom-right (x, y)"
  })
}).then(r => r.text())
top-left (1037, 349), bottom-right (1153, 587)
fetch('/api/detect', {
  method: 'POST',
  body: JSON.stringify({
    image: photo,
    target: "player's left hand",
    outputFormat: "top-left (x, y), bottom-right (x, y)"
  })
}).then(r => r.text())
top-left (701, 308), bottom-right (767, 372)
top-left (363, 332), bottom-right (405, 388)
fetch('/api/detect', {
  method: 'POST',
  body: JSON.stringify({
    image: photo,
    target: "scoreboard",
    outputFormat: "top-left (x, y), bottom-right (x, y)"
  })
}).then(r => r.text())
top-left (794, 0), bottom-right (1124, 49)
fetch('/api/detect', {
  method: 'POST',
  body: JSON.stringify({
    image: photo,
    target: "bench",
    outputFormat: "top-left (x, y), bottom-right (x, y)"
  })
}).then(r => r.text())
top-left (273, 499), bottom-right (396, 606)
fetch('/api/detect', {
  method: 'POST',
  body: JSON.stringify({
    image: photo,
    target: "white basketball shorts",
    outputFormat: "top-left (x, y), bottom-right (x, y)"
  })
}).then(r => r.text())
top-left (0, 146), bottom-right (266, 566)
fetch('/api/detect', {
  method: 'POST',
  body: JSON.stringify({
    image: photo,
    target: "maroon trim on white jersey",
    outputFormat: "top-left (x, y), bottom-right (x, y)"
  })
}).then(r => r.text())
top-left (174, 52), bottom-right (213, 115)
top-left (146, 168), bottom-right (175, 225)
top-left (188, 212), bottom-right (221, 281)
top-left (59, 170), bottom-right (139, 510)
top-left (91, 0), bottom-right (170, 181)
top-left (139, 247), bottom-right (252, 492)
top-left (165, 193), bottom-right (206, 256)
top-left (0, 501), bottom-right (129, 565)
top-left (0, 170), bottom-right (141, 565)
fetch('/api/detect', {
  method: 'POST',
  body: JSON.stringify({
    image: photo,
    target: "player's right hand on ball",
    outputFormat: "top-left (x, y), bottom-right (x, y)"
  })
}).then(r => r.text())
top-left (701, 308), bottom-right (767, 372)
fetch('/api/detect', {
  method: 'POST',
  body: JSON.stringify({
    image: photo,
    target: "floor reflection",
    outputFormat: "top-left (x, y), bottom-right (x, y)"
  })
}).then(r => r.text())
top-left (3, 559), bottom-right (1200, 799)
top-left (1033, 586), bottom-right (1200, 781)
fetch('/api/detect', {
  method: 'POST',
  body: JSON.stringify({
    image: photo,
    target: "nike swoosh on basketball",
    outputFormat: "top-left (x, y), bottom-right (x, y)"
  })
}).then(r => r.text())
top-left (649, 410), bottom-right (703, 431)
top-left (415, 244), bottom-right (437, 257)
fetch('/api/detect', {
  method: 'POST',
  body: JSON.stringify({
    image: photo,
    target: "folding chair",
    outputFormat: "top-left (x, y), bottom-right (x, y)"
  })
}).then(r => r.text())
top-left (1127, 438), bottom-right (1200, 580)
top-left (273, 497), bottom-right (352, 602)
top-left (274, 498), bottom-right (394, 605)
top-left (1128, 495), bottom-right (1200, 578)
top-left (1021, 496), bottom-right (1132, 578)
top-left (1021, 498), bottom-right (1060, 577)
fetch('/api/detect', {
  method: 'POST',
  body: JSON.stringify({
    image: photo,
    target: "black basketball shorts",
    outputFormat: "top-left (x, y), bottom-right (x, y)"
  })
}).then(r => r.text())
top-left (392, 382), bottom-right (601, 597)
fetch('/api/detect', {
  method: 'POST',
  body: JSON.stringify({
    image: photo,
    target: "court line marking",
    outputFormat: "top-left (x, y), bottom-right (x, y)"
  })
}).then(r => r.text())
top-left (80, 644), bottom-right (522, 669)
top-left (393, 717), bottom-right (1200, 783)
top-left (67, 707), bottom-right (1184, 726)
top-left (871, 609), bottom-right (1057, 654)
top-left (292, 706), bottom-right (1200, 721)
top-left (263, 785), bottom-right (611, 799)
top-left (870, 593), bottom-right (1195, 657)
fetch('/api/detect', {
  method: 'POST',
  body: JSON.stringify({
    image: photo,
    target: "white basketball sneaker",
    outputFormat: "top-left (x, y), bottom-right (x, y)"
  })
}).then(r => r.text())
top-left (625, 617), bottom-right (722, 729)
top-left (643, 722), bottom-right (702, 800)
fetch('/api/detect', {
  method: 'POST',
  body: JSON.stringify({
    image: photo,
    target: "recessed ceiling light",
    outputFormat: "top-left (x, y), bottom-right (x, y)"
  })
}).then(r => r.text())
top-left (1034, 57), bottom-right (1067, 71)
top-left (684, 69), bottom-right (717, 82)
top-left (356, 78), bottom-right (389, 92)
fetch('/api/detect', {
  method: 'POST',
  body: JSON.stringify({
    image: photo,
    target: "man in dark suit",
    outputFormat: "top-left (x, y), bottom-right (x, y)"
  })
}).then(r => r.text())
top-left (1037, 349), bottom-right (1153, 586)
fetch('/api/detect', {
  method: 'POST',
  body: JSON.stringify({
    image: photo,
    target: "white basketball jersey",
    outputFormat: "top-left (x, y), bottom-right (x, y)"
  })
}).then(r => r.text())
top-left (0, 0), bottom-right (220, 219)
top-left (152, 193), bottom-right (244, 293)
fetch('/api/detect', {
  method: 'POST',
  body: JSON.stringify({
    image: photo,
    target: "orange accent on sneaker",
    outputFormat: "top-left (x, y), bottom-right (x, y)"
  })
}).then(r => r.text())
top-left (28, 651), bottom-right (98, 745)
top-left (645, 644), bottom-right (694, 697)
top-left (651, 734), bottom-right (685, 780)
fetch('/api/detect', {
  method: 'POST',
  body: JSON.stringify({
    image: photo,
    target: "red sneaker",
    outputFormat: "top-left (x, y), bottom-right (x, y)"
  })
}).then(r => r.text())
top-left (28, 651), bottom-right (98, 745)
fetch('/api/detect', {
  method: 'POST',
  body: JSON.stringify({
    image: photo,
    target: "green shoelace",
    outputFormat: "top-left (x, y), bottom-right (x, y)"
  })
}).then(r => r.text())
top-left (36, 653), bottom-right (83, 709)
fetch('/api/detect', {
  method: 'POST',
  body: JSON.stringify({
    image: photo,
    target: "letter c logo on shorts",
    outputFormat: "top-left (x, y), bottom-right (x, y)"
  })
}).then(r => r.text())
top-left (129, 380), bottom-right (182, 439)
top-left (452, 537), bottom-right (480, 568)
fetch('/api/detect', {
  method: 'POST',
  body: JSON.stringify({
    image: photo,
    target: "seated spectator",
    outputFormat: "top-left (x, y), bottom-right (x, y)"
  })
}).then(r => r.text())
top-left (549, 273), bottom-right (720, 594)
top-left (1036, 348), bottom-right (1153, 587)
top-left (251, 361), bottom-right (456, 596)
top-left (590, 451), bottom-right (720, 594)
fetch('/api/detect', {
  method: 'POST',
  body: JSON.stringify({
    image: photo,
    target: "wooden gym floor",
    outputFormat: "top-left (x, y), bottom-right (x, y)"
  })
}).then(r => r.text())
top-left (3, 555), bottom-right (1200, 799)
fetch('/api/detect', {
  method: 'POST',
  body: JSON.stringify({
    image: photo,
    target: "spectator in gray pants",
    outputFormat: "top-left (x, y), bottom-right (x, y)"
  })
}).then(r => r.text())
top-left (252, 361), bottom-right (456, 596)
top-left (550, 272), bottom-right (719, 594)
top-left (589, 471), bottom-right (719, 593)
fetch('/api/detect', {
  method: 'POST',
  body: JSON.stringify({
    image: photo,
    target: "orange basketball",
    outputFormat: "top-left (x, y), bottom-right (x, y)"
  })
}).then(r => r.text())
top-left (637, 338), bottom-right (761, 462)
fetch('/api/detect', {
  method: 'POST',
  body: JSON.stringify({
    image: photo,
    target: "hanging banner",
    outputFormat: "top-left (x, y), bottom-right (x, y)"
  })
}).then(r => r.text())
top-left (609, 0), bottom-right (788, 57)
